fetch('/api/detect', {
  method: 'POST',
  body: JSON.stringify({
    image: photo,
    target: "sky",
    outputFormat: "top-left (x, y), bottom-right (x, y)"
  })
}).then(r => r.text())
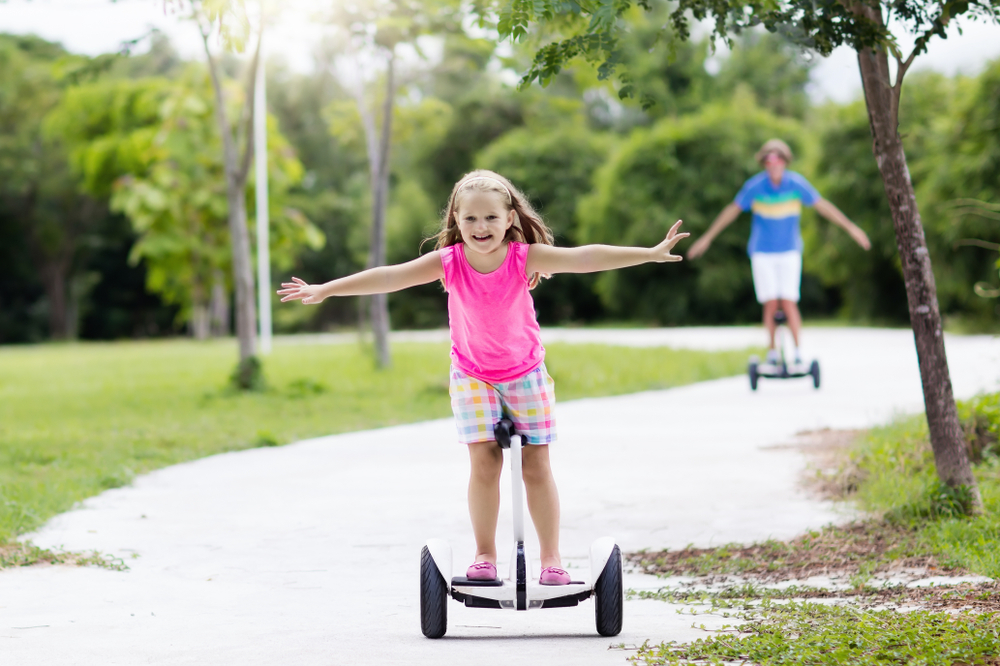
top-left (1, 0), bottom-right (999, 104)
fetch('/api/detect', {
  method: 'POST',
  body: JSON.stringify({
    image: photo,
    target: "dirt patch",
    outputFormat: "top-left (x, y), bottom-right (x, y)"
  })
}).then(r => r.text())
top-left (782, 581), bottom-right (1000, 613)
top-left (626, 521), bottom-right (958, 584)
top-left (637, 581), bottom-right (1000, 614)
top-left (761, 427), bottom-right (865, 499)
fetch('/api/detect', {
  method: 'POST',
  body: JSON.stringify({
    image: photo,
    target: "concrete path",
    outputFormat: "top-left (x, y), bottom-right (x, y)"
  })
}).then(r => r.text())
top-left (3, 328), bottom-right (999, 665)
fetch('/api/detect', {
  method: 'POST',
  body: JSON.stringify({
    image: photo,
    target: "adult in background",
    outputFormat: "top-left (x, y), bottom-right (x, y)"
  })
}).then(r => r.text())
top-left (687, 138), bottom-right (871, 366)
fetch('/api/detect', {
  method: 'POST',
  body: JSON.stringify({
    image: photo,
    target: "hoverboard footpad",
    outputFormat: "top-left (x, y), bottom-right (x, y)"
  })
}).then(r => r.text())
top-left (451, 576), bottom-right (504, 587)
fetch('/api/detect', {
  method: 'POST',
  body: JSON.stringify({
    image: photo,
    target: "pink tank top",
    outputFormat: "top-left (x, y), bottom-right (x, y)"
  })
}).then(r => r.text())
top-left (439, 242), bottom-right (544, 384)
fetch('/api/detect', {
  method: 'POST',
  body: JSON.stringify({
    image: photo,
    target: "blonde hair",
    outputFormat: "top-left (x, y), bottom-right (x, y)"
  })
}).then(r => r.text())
top-left (428, 170), bottom-right (555, 289)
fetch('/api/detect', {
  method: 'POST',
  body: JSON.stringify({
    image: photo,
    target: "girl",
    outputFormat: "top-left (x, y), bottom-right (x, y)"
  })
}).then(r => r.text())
top-left (278, 170), bottom-right (687, 585)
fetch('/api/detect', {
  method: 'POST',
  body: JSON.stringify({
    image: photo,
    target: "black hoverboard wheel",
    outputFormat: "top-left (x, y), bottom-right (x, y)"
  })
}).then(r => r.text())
top-left (594, 544), bottom-right (624, 636)
top-left (420, 546), bottom-right (448, 638)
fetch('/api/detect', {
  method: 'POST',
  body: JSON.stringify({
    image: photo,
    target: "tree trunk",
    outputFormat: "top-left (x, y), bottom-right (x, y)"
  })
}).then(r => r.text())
top-left (368, 52), bottom-right (395, 369)
top-left (191, 304), bottom-right (210, 340)
top-left (226, 185), bottom-right (257, 360)
top-left (66, 272), bottom-right (98, 341)
top-left (200, 18), bottom-right (260, 364)
top-left (190, 278), bottom-right (209, 339)
top-left (20, 184), bottom-right (76, 341)
top-left (855, 29), bottom-right (981, 508)
top-left (209, 270), bottom-right (230, 337)
top-left (355, 50), bottom-right (396, 369)
top-left (40, 260), bottom-right (70, 340)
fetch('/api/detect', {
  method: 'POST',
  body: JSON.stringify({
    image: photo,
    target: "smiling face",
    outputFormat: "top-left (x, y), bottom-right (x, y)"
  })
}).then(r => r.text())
top-left (454, 190), bottom-right (516, 258)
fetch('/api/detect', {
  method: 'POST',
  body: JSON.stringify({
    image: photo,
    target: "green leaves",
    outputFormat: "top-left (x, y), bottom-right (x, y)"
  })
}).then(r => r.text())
top-left (498, 0), bottom-right (564, 41)
top-left (487, 0), bottom-right (1000, 105)
top-left (585, 0), bottom-right (621, 33)
top-left (199, 0), bottom-right (252, 53)
top-left (44, 63), bottom-right (317, 329)
top-left (497, 0), bottom-right (640, 90)
top-left (577, 94), bottom-right (801, 324)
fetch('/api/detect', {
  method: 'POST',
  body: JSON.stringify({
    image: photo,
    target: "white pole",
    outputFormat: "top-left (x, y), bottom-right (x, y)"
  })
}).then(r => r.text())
top-left (254, 31), bottom-right (272, 355)
top-left (510, 435), bottom-right (524, 543)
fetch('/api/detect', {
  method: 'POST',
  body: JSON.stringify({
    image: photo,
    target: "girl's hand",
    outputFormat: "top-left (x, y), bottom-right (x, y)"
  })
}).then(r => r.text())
top-left (652, 220), bottom-right (690, 262)
top-left (277, 277), bottom-right (326, 304)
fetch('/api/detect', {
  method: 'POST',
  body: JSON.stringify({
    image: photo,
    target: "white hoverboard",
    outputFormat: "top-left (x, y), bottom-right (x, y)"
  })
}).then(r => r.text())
top-left (419, 419), bottom-right (623, 638)
top-left (748, 309), bottom-right (820, 390)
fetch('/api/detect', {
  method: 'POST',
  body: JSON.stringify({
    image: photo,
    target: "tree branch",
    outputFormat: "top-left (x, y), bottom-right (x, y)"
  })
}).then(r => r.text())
top-left (376, 49), bottom-right (395, 185)
top-left (947, 198), bottom-right (1000, 213)
top-left (344, 46), bottom-right (381, 187)
top-left (235, 28), bottom-right (263, 185)
top-left (955, 239), bottom-right (1000, 251)
top-left (197, 10), bottom-right (236, 183)
top-left (889, 48), bottom-right (917, 125)
top-left (888, 0), bottom-right (955, 126)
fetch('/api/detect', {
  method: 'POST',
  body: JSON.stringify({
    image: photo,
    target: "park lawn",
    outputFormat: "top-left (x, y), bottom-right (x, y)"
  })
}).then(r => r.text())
top-left (0, 337), bottom-right (753, 544)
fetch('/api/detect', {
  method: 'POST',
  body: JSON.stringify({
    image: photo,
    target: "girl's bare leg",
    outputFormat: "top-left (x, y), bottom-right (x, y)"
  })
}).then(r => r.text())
top-left (467, 440), bottom-right (503, 564)
top-left (521, 444), bottom-right (561, 569)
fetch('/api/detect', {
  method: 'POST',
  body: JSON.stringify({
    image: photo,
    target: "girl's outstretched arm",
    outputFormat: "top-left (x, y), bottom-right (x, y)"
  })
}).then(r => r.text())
top-left (526, 220), bottom-right (688, 276)
top-left (278, 251), bottom-right (444, 304)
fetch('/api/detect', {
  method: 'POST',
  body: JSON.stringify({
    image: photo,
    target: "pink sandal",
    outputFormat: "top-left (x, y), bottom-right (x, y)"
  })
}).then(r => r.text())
top-left (466, 561), bottom-right (498, 581)
top-left (539, 566), bottom-right (571, 586)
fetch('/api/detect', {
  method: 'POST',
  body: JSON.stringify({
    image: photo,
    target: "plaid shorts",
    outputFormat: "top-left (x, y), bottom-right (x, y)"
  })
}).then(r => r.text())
top-left (449, 363), bottom-right (557, 445)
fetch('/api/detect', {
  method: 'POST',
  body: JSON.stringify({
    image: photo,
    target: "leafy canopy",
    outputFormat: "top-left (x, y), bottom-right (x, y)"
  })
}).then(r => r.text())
top-left (45, 66), bottom-right (320, 325)
top-left (473, 0), bottom-right (999, 104)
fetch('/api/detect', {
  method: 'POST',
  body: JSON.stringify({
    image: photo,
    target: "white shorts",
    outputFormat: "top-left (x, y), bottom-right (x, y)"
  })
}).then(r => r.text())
top-left (750, 251), bottom-right (801, 303)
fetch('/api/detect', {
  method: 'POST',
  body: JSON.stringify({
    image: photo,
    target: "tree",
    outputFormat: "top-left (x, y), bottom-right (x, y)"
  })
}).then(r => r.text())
top-left (564, 7), bottom-right (813, 123)
top-left (112, 70), bottom-right (320, 339)
top-left (317, 0), bottom-right (459, 368)
top-left (0, 35), bottom-right (108, 340)
top-left (315, 30), bottom-right (395, 368)
top-left (485, 0), bottom-right (996, 509)
top-left (183, 0), bottom-right (264, 385)
top-left (46, 69), bottom-right (320, 339)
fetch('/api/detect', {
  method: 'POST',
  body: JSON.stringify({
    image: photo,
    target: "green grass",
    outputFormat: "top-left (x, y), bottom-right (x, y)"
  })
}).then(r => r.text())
top-left (627, 594), bottom-right (1000, 666)
top-left (0, 337), bottom-right (753, 544)
top-left (840, 392), bottom-right (1000, 578)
